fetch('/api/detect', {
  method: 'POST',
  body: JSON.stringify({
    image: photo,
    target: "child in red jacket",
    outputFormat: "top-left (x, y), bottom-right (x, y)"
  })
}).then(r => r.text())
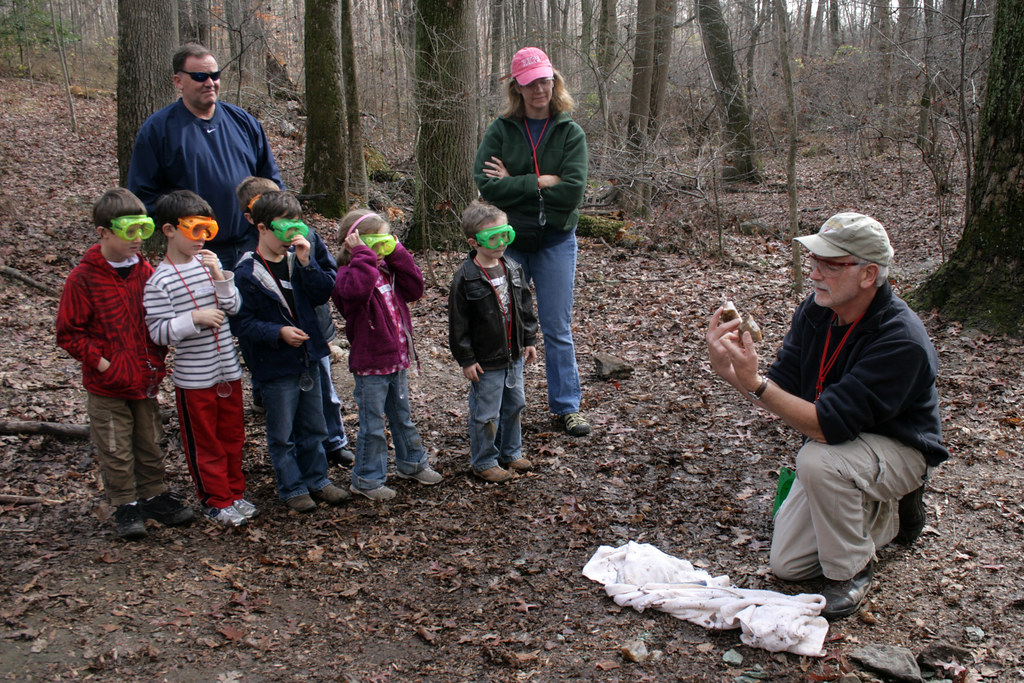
top-left (56, 188), bottom-right (194, 540)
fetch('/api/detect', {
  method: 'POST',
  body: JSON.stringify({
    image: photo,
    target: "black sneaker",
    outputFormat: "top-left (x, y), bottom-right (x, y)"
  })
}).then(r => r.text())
top-left (325, 447), bottom-right (355, 467)
top-left (140, 491), bottom-right (194, 526)
top-left (114, 503), bottom-right (147, 540)
top-left (895, 485), bottom-right (926, 545)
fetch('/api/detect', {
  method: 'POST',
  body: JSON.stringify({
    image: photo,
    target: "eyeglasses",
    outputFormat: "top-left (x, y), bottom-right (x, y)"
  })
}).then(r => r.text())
top-left (177, 216), bottom-right (219, 241)
top-left (360, 233), bottom-right (397, 257)
top-left (108, 215), bottom-right (154, 241)
top-left (475, 224), bottom-right (516, 249)
top-left (522, 78), bottom-right (553, 90)
top-left (178, 70), bottom-right (222, 83)
top-left (806, 254), bottom-right (865, 277)
top-left (270, 218), bottom-right (309, 241)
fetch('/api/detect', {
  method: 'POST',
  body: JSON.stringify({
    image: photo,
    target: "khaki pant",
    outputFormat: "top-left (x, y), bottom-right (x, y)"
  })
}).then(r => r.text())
top-left (87, 393), bottom-right (168, 505)
top-left (770, 433), bottom-right (928, 582)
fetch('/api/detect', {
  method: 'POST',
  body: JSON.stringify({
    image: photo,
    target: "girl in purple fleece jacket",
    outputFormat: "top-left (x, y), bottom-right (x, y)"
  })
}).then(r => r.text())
top-left (331, 210), bottom-right (443, 501)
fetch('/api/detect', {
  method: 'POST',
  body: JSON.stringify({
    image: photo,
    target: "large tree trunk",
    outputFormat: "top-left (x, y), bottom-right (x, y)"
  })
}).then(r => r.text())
top-left (341, 0), bottom-right (367, 201)
top-left (696, 0), bottom-right (762, 182)
top-left (410, 0), bottom-right (477, 251)
top-left (116, 0), bottom-right (176, 185)
top-left (624, 0), bottom-right (657, 214)
top-left (910, 0), bottom-right (1024, 336)
top-left (303, 0), bottom-right (349, 217)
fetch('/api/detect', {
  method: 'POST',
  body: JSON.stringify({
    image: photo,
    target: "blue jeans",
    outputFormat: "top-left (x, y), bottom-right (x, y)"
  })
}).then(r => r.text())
top-left (507, 232), bottom-right (582, 415)
top-left (352, 370), bottom-right (426, 490)
top-left (468, 359), bottom-right (526, 471)
top-left (261, 366), bottom-right (332, 501)
top-left (319, 355), bottom-right (350, 451)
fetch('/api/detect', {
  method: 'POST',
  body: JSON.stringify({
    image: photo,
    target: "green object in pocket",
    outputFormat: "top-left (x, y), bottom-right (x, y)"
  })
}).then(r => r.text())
top-left (773, 466), bottom-right (795, 516)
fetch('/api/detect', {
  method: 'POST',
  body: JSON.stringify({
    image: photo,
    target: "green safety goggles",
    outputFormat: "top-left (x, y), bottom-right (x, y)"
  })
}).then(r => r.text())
top-left (109, 215), bottom-right (155, 241)
top-left (475, 224), bottom-right (516, 249)
top-left (270, 218), bottom-right (309, 241)
top-left (360, 233), bottom-right (397, 257)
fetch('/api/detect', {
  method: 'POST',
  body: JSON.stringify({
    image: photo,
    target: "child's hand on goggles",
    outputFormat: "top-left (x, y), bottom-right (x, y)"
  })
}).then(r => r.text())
top-left (360, 233), bottom-right (397, 257)
top-left (177, 216), bottom-right (219, 241)
top-left (109, 215), bottom-right (155, 241)
top-left (475, 224), bottom-right (516, 249)
top-left (270, 218), bottom-right (309, 241)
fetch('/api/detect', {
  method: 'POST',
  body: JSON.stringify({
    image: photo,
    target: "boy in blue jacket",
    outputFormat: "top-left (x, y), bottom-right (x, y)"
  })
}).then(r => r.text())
top-left (232, 191), bottom-right (350, 512)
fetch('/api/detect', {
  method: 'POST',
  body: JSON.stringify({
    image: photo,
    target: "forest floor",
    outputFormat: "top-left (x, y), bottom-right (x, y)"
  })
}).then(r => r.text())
top-left (1, 79), bottom-right (1023, 682)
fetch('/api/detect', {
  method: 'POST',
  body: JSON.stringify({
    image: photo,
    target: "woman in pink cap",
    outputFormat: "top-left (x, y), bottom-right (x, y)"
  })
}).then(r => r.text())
top-left (473, 47), bottom-right (591, 437)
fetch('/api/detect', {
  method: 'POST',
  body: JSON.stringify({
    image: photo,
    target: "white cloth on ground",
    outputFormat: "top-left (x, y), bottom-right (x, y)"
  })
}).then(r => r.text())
top-left (582, 541), bottom-right (828, 657)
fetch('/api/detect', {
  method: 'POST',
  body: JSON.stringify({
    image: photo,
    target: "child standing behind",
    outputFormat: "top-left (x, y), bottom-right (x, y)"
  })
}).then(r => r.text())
top-left (144, 190), bottom-right (252, 527)
top-left (448, 200), bottom-right (538, 483)
top-left (332, 210), bottom-right (443, 501)
top-left (232, 191), bottom-right (350, 512)
top-left (235, 177), bottom-right (354, 467)
top-left (56, 188), bottom-right (194, 539)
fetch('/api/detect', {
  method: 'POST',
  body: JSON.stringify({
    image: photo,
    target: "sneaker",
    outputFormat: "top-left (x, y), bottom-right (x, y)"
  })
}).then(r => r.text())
top-left (311, 484), bottom-right (352, 505)
top-left (895, 485), bottom-right (926, 545)
top-left (349, 484), bottom-right (396, 501)
top-left (325, 447), bottom-right (356, 467)
top-left (204, 505), bottom-right (248, 527)
top-left (559, 412), bottom-right (591, 437)
top-left (473, 466), bottom-right (516, 483)
top-left (286, 494), bottom-right (318, 513)
top-left (397, 467), bottom-right (444, 485)
top-left (505, 458), bottom-right (533, 472)
top-left (113, 503), bottom-right (147, 540)
top-left (232, 498), bottom-right (259, 519)
top-left (140, 491), bottom-right (194, 526)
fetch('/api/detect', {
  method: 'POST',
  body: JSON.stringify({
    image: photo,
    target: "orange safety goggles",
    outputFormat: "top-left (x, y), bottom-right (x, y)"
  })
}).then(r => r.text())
top-left (177, 215), bottom-right (219, 241)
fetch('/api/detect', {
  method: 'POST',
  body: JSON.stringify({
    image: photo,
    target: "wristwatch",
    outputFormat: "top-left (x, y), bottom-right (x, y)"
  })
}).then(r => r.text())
top-left (747, 376), bottom-right (769, 401)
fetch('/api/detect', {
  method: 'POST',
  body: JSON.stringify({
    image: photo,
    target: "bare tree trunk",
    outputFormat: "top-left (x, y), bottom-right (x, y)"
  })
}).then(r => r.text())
top-left (116, 0), bottom-right (176, 184)
top-left (624, 0), bottom-right (657, 214)
top-left (50, 0), bottom-right (77, 132)
top-left (488, 0), bottom-right (505, 96)
top-left (341, 0), bottom-right (367, 201)
top-left (877, 0), bottom-right (892, 151)
top-left (828, 0), bottom-right (839, 53)
top-left (303, 0), bottom-right (349, 217)
top-left (774, 0), bottom-right (801, 289)
top-left (800, 0), bottom-right (813, 57)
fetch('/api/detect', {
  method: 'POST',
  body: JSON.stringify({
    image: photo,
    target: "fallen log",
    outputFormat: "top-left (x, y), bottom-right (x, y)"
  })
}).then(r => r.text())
top-left (0, 493), bottom-right (63, 505)
top-left (0, 265), bottom-right (61, 297)
top-left (0, 420), bottom-right (90, 438)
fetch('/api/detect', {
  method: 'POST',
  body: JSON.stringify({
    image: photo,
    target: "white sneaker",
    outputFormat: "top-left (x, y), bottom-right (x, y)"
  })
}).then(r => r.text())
top-left (397, 467), bottom-right (443, 485)
top-left (349, 484), bottom-right (396, 501)
top-left (232, 498), bottom-right (259, 519)
top-left (204, 505), bottom-right (247, 527)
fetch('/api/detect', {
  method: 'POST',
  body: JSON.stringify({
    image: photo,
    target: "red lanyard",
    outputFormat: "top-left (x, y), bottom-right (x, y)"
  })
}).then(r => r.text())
top-left (170, 257), bottom-right (221, 351)
top-left (474, 256), bottom-right (512, 344)
top-left (524, 117), bottom-right (550, 188)
top-left (816, 312), bottom-right (865, 400)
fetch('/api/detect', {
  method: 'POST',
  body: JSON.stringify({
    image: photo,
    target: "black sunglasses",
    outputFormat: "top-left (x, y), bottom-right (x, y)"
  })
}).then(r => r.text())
top-left (178, 70), bottom-right (222, 83)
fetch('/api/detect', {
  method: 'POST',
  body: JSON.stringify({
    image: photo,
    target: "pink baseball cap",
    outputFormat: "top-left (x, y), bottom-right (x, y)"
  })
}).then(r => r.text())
top-left (510, 47), bottom-right (553, 86)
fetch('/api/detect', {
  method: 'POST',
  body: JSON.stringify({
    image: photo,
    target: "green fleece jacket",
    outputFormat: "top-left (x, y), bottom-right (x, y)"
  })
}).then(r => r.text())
top-left (473, 113), bottom-right (588, 233)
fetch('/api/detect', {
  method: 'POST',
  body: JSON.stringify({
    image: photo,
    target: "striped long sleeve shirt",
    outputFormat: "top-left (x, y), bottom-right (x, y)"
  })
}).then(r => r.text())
top-left (144, 257), bottom-right (243, 389)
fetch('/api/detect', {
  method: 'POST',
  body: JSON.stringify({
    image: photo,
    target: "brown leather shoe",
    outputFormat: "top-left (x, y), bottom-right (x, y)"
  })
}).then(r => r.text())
top-left (505, 458), bottom-right (533, 472)
top-left (820, 561), bottom-right (873, 620)
top-left (286, 494), bottom-right (317, 513)
top-left (311, 484), bottom-right (352, 505)
top-left (474, 466), bottom-right (516, 483)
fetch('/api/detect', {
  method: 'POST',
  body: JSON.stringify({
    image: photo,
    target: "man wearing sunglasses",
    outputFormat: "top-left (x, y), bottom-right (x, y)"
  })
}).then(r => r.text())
top-left (127, 43), bottom-right (282, 270)
top-left (706, 212), bottom-right (948, 620)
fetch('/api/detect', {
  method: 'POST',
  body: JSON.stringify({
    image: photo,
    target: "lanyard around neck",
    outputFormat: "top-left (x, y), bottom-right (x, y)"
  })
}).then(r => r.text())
top-left (815, 312), bottom-right (865, 400)
top-left (474, 256), bottom-right (512, 344)
top-left (524, 117), bottom-right (550, 188)
top-left (169, 257), bottom-right (221, 351)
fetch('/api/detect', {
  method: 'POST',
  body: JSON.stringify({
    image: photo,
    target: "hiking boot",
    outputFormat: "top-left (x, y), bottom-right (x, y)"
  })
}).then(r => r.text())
top-left (311, 484), bottom-right (352, 505)
top-left (474, 466), bottom-right (516, 483)
top-left (820, 561), bottom-right (873, 620)
top-left (140, 491), bottom-right (194, 526)
top-left (114, 503), bottom-right (147, 540)
top-left (349, 484), bottom-right (396, 501)
top-left (232, 498), bottom-right (259, 520)
top-left (397, 466), bottom-right (444, 485)
top-left (895, 485), bottom-right (926, 545)
top-left (505, 457), bottom-right (533, 472)
top-left (559, 412), bottom-right (591, 436)
top-left (286, 494), bottom-right (318, 513)
top-left (204, 505), bottom-right (248, 527)
top-left (326, 447), bottom-right (356, 467)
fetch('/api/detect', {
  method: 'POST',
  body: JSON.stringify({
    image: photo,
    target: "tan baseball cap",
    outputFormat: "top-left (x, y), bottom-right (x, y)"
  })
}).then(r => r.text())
top-left (795, 212), bottom-right (894, 266)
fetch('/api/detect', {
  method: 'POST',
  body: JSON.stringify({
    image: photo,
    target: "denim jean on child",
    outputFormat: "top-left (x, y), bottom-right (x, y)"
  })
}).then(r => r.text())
top-left (506, 231), bottom-right (581, 416)
top-left (352, 369), bottom-right (427, 490)
top-left (261, 365), bottom-right (332, 501)
top-left (468, 358), bottom-right (526, 472)
top-left (318, 355), bottom-right (350, 451)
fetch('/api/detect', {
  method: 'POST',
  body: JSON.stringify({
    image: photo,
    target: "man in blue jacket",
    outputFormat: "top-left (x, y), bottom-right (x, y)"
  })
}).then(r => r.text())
top-left (127, 43), bottom-right (282, 270)
top-left (707, 213), bottom-right (948, 620)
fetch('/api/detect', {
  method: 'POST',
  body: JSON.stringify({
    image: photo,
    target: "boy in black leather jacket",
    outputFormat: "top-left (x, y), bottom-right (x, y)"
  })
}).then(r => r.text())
top-left (448, 201), bottom-right (538, 483)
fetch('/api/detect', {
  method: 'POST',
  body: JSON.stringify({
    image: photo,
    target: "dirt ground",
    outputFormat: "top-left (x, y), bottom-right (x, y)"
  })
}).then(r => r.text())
top-left (2, 80), bottom-right (1023, 682)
